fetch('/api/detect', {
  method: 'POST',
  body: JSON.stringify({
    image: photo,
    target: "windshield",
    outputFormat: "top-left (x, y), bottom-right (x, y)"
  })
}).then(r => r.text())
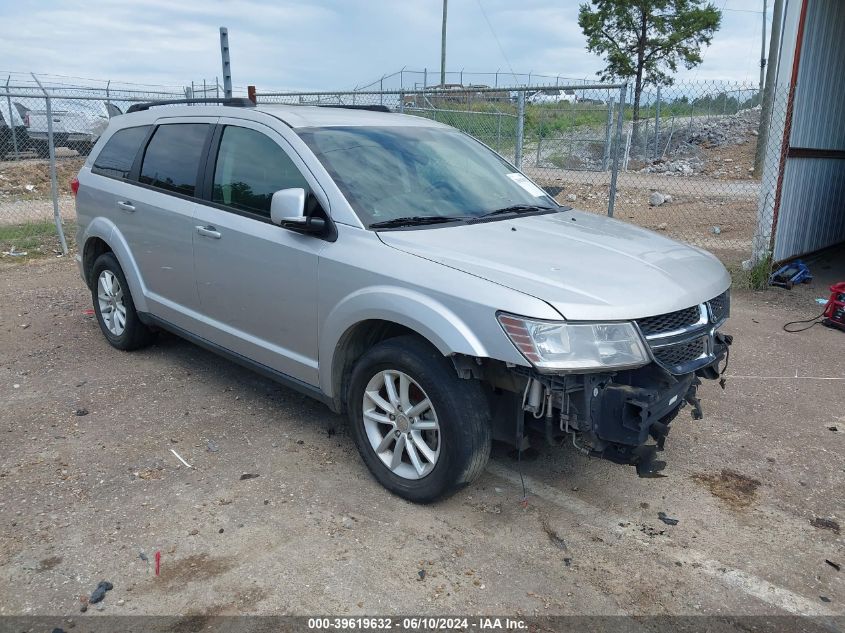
top-left (296, 125), bottom-right (557, 227)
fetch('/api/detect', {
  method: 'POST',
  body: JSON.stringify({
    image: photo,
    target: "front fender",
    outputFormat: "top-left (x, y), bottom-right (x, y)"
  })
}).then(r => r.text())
top-left (81, 218), bottom-right (149, 314)
top-left (319, 285), bottom-right (491, 398)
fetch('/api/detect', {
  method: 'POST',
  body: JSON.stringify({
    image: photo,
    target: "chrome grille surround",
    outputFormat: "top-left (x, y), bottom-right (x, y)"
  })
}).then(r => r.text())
top-left (635, 291), bottom-right (730, 375)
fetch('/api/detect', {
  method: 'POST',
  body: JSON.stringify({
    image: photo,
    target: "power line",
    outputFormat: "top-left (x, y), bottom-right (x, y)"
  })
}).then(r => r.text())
top-left (475, 0), bottom-right (518, 83)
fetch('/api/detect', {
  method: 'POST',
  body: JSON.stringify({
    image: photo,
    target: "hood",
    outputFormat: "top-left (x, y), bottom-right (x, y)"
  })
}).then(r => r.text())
top-left (377, 210), bottom-right (731, 321)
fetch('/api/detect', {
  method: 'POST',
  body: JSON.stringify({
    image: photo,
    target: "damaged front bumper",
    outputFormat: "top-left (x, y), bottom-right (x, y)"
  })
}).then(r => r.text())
top-left (510, 330), bottom-right (732, 477)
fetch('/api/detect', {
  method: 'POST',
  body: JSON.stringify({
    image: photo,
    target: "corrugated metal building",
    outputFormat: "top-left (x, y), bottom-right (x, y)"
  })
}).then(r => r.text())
top-left (755, 0), bottom-right (845, 263)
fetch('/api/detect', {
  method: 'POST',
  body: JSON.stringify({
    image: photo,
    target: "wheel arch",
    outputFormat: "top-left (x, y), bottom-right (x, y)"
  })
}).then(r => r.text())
top-left (82, 236), bottom-right (112, 288)
top-left (80, 219), bottom-right (148, 313)
top-left (328, 319), bottom-right (419, 413)
top-left (321, 287), bottom-right (490, 413)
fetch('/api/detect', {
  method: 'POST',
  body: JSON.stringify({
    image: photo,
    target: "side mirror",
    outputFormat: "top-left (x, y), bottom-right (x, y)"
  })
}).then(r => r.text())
top-left (270, 188), bottom-right (326, 235)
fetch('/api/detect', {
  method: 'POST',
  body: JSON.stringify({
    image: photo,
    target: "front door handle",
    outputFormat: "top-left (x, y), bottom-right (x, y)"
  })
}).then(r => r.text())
top-left (196, 225), bottom-right (222, 239)
top-left (116, 200), bottom-right (135, 212)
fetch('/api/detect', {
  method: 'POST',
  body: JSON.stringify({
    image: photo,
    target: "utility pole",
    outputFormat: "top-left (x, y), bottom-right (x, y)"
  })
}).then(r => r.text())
top-left (759, 0), bottom-right (767, 94)
top-left (753, 0), bottom-right (783, 178)
top-left (219, 27), bottom-right (232, 98)
top-left (440, 0), bottom-right (448, 87)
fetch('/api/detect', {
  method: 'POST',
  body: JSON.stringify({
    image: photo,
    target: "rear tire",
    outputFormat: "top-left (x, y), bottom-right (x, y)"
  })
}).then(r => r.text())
top-left (91, 253), bottom-right (155, 351)
top-left (347, 335), bottom-right (491, 503)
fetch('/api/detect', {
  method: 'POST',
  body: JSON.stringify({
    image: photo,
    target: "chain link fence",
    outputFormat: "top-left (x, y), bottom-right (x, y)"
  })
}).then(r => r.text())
top-left (0, 73), bottom-right (219, 260)
top-left (2, 71), bottom-right (785, 282)
top-left (255, 79), bottom-right (784, 276)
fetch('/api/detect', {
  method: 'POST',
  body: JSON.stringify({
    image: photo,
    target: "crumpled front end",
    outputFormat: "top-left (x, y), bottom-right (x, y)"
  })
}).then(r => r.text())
top-left (488, 291), bottom-right (732, 477)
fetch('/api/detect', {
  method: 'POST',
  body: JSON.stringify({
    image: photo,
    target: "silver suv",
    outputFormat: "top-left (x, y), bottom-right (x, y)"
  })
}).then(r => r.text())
top-left (74, 98), bottom-right (731, 502)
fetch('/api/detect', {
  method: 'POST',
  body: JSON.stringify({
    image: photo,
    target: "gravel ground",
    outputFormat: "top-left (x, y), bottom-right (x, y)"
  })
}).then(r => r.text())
top-left (0, 258), bottom-right (843, 620)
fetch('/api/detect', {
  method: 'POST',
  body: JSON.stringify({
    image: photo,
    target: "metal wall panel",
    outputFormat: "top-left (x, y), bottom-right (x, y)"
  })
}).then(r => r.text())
top-left (790, 0), bottom-right (845, 150)
top-left (773, 0), bottom-right (845, 260)
top-left (774, 159), bottom-right (845, 260)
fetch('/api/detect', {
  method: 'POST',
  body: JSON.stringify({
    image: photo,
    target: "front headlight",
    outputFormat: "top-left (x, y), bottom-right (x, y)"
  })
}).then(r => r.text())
top-left (498, 314), bottom-right (650, 371)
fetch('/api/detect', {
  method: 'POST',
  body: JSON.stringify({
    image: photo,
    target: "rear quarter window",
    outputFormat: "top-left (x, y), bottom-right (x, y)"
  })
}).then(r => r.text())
top-left (92, 125), bottom-right (151, 179)
top-left (139, 123), bottom-right (210, 197)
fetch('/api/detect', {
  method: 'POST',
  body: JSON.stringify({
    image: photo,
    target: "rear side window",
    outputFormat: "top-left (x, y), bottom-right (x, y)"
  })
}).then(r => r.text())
top-left (212, 126), bottom-right (309, 217)
top-left (139, 123), bottom-right (209, 196)
top-left (92, 125), bottom-right (150, 179)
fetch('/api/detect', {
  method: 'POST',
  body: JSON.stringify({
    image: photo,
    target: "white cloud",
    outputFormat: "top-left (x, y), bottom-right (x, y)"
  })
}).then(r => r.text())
top-left (0, 0), bottom-right (773, 91)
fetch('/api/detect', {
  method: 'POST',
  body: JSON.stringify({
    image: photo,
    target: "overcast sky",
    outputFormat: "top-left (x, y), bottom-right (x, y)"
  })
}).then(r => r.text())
top-left (0, 0), bottom-right (772, 90)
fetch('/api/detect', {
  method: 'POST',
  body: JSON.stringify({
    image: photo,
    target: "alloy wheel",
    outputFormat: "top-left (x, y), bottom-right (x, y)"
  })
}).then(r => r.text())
top-left (362, 370), bottom-right (440, 480)
top-left (97, 270), bottom-right (127, 336)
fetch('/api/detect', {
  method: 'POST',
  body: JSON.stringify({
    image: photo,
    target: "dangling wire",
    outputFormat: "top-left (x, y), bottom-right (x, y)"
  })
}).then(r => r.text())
top-left (516, 381), bottom-right (530, 506)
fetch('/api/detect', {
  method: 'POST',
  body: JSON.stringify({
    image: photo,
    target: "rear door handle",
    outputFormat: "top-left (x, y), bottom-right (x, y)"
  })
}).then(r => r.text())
top-left (116, 200), bottom-right (135, 212)
top-left (196, 225), bottom-right (222, 239)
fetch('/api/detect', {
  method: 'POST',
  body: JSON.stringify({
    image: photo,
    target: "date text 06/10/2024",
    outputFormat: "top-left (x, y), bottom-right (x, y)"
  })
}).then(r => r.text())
top-left (306, 617), bottom-right (528, 630)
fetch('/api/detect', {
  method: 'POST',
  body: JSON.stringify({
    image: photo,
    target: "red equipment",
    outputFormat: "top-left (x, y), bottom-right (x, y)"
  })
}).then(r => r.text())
top-left (823, 282), bottom-right (845, 331)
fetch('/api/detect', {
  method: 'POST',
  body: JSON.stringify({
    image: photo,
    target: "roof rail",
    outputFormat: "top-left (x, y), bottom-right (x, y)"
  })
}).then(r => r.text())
top-left (126, 97), bottom-right (255, 113)
top-left (316, 104), bottom-right (392, 113)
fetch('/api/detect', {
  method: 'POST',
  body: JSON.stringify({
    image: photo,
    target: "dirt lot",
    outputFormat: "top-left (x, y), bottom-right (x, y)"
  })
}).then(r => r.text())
top-left (0, 158), bottom-right (83, 201)
top-left (0, 258), bottom-right (843, 621)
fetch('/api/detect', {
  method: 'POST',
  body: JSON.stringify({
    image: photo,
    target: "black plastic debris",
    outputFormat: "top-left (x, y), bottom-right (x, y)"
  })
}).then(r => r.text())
top-left (417, 569), bottom-right (426, 581)
top-left (826, 559), bottom-right (841, 572)
top-left (820, 596), bottom-right (832, 603)
top-left (74, 408), bottom-right (89, 417)
top-left (829, 426), bottom-right (839, 432)
top-left (239, 473), bottom-right (259, 480)
top-left (658, 512), bottom-right (680, 526)
top-left (89, 580), bottom-right (113, 604)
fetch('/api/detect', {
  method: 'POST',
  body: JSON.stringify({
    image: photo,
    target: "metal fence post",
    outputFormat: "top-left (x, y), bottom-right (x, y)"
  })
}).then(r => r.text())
top-left (602, 98), bottom-right (614, 171)
top-left (607, 83), bottom-right (626, 218)
top-left (5, 75), bottom-right (19, 158)
top-left (31, 73), bottom-right (68, 255)
top-left (515, 90), bottom-right (525, 169)
top-left (653, 84), bottom-right (661, 162)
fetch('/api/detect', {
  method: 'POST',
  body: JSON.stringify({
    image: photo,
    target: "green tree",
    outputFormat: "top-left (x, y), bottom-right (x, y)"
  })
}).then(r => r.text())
top-left (578, 0), bottom-right (721, 142)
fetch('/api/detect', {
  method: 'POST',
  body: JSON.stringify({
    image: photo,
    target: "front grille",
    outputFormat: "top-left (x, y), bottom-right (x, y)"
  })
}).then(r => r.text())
top-left (653, 337), bottom-right (707, 369)
top-left (637, 305), bottom-right (701, 336)
top-left (636, 291), bottom-right (729, 374)
top-left (709, 290), bottom-right (730, 322)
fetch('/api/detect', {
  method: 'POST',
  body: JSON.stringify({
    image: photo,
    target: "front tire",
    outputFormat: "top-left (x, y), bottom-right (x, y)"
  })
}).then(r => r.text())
top-left (347, 335), bottom-right (491, 503)
top-left (91, 253), bottom-right (155, 351)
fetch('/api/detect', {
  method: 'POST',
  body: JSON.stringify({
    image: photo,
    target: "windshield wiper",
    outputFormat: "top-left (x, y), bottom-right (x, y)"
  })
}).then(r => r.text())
top-left (369, 215), bottom-right (468, 229)
top-left (478, 204), bottom-right (556, 218)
